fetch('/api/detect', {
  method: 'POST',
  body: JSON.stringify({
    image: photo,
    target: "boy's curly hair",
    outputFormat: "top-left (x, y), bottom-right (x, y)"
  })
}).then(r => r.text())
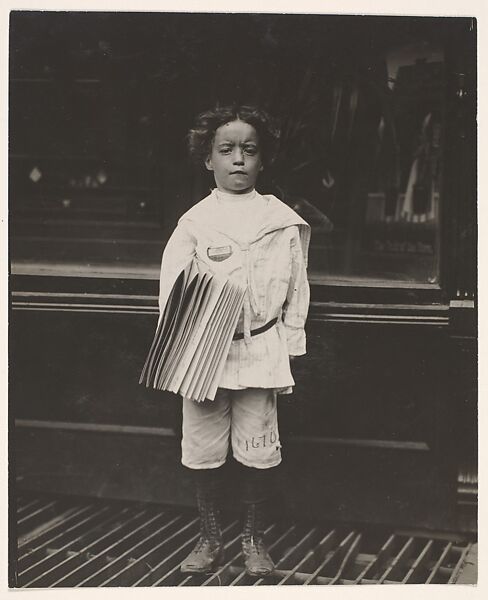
top-left (188, 104), bottom-right (280, 169)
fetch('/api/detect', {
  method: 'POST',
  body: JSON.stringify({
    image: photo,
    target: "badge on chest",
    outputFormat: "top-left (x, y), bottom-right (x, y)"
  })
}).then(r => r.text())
top-left (207, 245), bottom-right (233, 262)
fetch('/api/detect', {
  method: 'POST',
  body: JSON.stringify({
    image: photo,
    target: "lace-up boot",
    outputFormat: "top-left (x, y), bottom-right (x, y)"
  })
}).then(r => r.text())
top-left (180, 469), bottom-right (224, 573)
top-left (241, 499), bottom-right (275, 576)
top-left (240, 466), bottom-right (275, 577)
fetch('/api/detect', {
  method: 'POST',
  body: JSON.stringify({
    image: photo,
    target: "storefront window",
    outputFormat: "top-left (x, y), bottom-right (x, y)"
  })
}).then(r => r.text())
top-left (276, 41), bottom-right (444, 286)
top-left (10, 14), bottom-right (446, 287)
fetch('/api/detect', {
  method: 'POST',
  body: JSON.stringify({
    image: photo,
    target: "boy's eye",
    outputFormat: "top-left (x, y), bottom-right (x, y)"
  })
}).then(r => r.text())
top-left (219, 147), bottom-right (232, 154)
top-left (244, 146), bottom-right (258, 155)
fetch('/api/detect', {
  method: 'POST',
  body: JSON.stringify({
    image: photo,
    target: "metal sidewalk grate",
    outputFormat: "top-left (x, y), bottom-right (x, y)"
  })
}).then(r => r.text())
top-left (14, 494), bottom-right (477, 587)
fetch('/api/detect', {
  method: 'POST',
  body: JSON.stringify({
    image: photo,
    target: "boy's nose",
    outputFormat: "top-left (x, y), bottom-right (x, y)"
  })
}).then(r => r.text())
top-left (233, 149), bottom-right (245, 164)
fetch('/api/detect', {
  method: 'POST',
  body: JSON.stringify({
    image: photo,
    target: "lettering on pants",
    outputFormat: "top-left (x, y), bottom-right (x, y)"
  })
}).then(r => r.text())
top-left (245, 430), bottom-right (278, 452)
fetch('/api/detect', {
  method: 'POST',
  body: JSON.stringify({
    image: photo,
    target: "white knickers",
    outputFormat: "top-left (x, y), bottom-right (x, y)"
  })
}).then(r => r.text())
top-left (181, 387), bottom-right (282, 470)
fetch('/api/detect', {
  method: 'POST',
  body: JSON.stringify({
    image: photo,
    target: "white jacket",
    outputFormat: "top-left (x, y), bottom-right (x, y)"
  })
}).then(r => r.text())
top-left (158, 189), bottom-right (310, 393)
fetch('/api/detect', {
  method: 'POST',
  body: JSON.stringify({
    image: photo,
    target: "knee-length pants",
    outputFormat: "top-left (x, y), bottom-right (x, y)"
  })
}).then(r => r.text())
top-left (181, 387), bottom-right (282, 470)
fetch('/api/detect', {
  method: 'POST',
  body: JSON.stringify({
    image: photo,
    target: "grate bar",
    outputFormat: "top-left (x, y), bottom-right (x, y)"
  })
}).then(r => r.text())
top-left (261, 569), bottom-right (352, 585)
top-left (378, 537), bottom-right (415, 584)
top-left (18, 500), bottom-right (57, 524)
top-left (17, 499), bottom-right (43, 518)
top-left (277, 550), bottom-right (316, 585)
top-left (138, 518), bottom-right (208, 586)
top-left (353, 534), bottom-right (397, 583)
top-left (52, 510), bottom-right (170, 586)
top-left (250, 525), bottom-right (300, 586)
top-left (25, 507), bottom-right (146, 587)
top-left (18, 500), bottom-right (59, 533)
top-left (263, 527), bottom-right (336, 587)
top-left (425, 542), bottom-right (453, 584)
top-left (18, 505), bottom-right (97, 564)
top-left (328, 532), bottom-right (362, 585)
top-left (15, 497), bottom-right (30, 513)
top-left (21, 507), bottom-right (134, 587)
top-left (18, 505), bottom-right (113, 581)
top-left (275, 527), bottom-right (330, 585)
top-left (274, 527), bottom-right (320, 571)
top-left (90, 514), bottom-right (183, 587)
top-left (302, 530), bottom-right (356, 584)
top-left (402, 539), bottom-right (434, 583)
top-left (129, 517), bottom-right (201, 586)
top-left (448, 544), bottom-right (473, 584)
top-left (18, 505), bottom-right (93, 552)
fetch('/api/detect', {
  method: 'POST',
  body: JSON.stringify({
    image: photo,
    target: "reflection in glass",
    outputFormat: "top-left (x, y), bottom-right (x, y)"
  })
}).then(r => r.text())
top-left (10, 16), bottom-right (446, 286)
top-left (279, 41), bottom-right (444, 285)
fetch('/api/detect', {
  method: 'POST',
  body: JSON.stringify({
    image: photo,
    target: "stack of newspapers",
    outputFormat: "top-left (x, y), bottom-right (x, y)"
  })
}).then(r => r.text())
top-left (140, 259), bottom-right (246, 402)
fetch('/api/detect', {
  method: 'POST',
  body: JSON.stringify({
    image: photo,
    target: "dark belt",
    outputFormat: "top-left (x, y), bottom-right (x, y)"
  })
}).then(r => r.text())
top-left (233, 317), bottom-right (278, 341)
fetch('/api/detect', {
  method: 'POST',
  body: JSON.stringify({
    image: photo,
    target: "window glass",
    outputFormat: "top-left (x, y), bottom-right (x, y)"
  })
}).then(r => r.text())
top-left (10, 14), bottom-right (445, 287)
top-left (277, 41), bottom-right (444, 286)
top-left (10, 78), bottom-right (165, 276)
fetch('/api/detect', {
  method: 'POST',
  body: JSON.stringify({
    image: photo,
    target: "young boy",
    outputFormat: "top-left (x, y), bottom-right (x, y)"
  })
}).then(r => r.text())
top-left (158, 105), bottom-right (310, 576)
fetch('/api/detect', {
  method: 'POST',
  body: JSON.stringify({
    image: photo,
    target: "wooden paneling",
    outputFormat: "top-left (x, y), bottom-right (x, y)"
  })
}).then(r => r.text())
top-left (11, 297), bottom-right (447, 446)
top-left (14, 422), bottom-right (457, 531)
top-left (10, 285), bottom-right (473, 530)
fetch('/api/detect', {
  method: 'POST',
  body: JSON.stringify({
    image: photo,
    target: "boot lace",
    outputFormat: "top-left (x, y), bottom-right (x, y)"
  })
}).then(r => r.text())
top-left (242, 503), bottom-right (267, 554)
top-left (192, 536), bottom-right (210, 554)
top-left (245, 535), bottom-right (267, 555)
top-left (196, 494), bottom-right (222, 546)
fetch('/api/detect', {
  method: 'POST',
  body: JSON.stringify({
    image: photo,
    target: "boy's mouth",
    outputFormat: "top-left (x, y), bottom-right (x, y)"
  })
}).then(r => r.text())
top-left (230, 170), bottom-right (247, 175)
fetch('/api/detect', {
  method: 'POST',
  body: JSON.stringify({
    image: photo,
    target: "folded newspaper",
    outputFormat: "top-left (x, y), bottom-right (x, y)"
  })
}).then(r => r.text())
top-left (140, 259), bottom-right (246, 402)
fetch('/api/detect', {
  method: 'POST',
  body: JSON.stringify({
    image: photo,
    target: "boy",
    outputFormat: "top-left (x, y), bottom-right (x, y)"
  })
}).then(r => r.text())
top-left (158, 105), bottom-right (310, 576)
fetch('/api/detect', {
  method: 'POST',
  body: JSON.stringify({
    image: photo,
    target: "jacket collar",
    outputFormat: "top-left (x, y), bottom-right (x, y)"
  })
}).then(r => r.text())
top-left (179, 189), bottom-right (311, 265)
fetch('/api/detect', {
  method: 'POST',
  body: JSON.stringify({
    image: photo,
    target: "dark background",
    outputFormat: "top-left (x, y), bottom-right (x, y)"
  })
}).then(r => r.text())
top-left (10, 12), bottom-right (463, 282)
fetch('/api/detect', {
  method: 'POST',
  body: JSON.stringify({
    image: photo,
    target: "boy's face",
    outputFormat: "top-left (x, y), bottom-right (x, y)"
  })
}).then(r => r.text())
top-left (205, 120), bottom-right (263, 194)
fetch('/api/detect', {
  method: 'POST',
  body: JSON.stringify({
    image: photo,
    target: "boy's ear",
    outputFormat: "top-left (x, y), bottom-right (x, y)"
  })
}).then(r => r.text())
top-left (205, 156), bottom-right (213, 171)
